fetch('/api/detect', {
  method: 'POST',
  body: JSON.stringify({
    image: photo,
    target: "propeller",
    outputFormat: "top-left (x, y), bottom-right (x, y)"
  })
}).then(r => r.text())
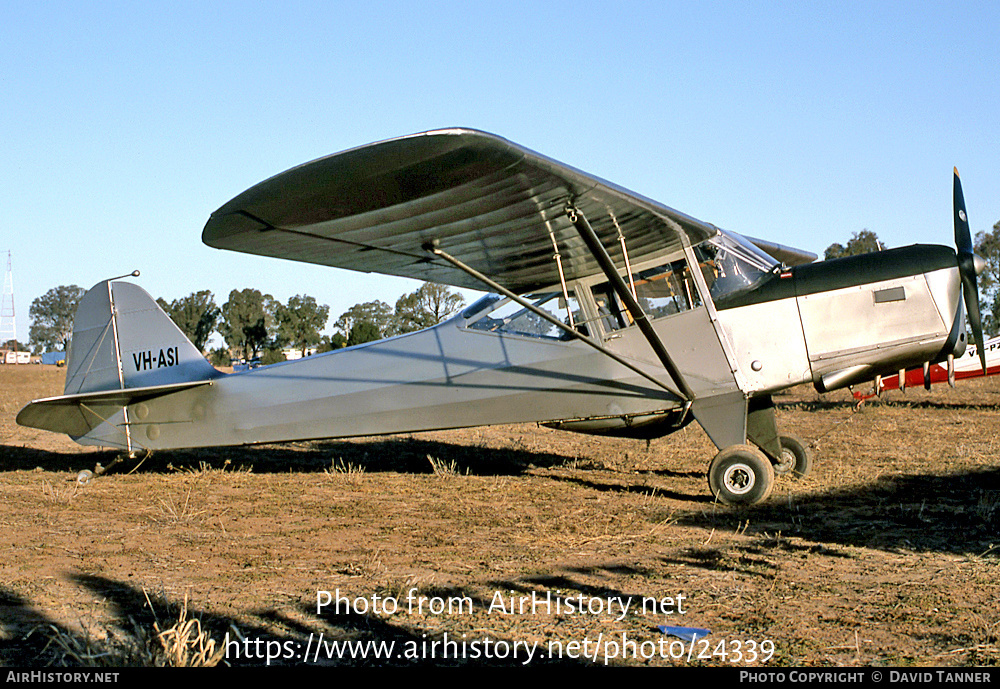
top-left (953, 168), bottom-right (988, 374)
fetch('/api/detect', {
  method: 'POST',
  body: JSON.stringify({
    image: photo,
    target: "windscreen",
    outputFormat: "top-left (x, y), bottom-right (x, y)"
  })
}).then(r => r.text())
top-left (695, 231), bottom-right (781, 304)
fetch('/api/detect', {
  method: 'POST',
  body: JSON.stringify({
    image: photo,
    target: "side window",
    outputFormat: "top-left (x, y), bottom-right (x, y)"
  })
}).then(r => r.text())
top-left (466, 291), bottom-right (583, 340)
top-left (590, 283), bottom-right (628, 333)
top-left (589, 257), bottom-right (703, 334)
top-left (634, 259), bottom-right (702, 317)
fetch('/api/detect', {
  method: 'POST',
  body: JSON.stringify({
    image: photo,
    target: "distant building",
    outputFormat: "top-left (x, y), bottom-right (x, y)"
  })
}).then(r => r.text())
top-left (282, 347), bottom-right (318, 361)
top-left (40, 351), bottom-right (67, 366)
top-left (3, 351), bottom-right (30, 364)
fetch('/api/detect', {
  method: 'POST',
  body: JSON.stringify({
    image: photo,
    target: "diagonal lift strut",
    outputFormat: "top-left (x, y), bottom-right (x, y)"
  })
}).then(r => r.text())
top-left (423, 240), bottom-right (687, 404)
top-left (566, 206), bottom-right (695, 401)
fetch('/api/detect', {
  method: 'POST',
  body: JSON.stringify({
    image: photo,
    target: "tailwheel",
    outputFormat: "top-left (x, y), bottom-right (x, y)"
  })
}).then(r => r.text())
top-left (773, 434), bottom-right (812, 479)
top-left (708, 444), bottom-right (774, 505)
top-left (77, 449), bottom-right (152, 485)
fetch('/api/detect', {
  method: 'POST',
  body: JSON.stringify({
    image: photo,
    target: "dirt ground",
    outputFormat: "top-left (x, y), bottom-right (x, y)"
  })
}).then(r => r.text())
top-left (1, 364), bottom-right (997, 667)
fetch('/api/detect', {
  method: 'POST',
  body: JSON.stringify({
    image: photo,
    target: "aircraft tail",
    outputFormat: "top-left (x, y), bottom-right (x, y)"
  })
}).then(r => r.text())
top-left (16, 280), bottom-right (219, 448)
top-left (65, 280), bottom-right (218, 395)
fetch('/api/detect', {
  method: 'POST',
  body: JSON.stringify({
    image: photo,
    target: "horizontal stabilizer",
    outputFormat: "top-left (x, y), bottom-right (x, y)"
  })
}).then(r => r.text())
top-left (16, 380), bottom-right (213, 437)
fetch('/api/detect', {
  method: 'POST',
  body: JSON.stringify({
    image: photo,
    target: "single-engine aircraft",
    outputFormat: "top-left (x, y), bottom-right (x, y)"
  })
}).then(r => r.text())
top-left (16, 129), bottom-right (989, 505)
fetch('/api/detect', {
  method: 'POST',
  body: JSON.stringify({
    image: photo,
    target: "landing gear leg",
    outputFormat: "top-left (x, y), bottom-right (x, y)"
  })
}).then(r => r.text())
top-left (696, 394), bottom-right (808, 505)
top-left (746, 397), bottom-right (814, 479)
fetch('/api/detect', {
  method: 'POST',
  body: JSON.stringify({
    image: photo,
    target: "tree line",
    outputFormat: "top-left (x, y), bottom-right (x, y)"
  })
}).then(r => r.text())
top-left (25, 282), bottom-right (466, 365)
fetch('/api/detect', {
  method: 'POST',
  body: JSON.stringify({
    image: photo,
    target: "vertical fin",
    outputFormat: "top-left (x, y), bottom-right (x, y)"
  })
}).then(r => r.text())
top-left (65, 280), bottom-right (217, 396)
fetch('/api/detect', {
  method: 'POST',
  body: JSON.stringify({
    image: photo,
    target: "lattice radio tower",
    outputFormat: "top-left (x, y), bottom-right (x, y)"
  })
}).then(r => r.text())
top-left (0, 251), bottom-right (16, 350)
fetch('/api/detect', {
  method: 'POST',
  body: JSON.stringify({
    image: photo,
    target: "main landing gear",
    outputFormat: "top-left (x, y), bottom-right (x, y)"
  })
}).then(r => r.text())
top-left (707, 435), bottom-right (812, 506)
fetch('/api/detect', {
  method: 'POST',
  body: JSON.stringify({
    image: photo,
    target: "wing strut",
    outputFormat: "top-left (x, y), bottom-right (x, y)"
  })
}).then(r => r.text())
top-left (423, 240), bottom-right (688, 404)
top-left (566, 205), bottom-right (695, 401)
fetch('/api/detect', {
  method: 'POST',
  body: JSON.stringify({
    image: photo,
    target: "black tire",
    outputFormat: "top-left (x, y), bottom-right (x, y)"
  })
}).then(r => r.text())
top-left (708, 444), bottom-right (775, 505)
top-left (773, 434), bottom-right (812, 479)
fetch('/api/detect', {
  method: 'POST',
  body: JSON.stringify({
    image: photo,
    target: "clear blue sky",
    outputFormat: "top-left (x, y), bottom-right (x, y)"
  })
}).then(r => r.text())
top-left (2, 1), bottom-right (998, 345)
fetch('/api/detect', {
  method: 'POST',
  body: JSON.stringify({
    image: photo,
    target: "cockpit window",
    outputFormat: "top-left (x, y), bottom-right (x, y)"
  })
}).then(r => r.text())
top-left (462, 231), bottom-right (780, 340)
top-left (695, 232), bottom-right (780, 304)
top-left (462, 294), bottom-right (502, 320)
top-left (633, 258), bottom-right (702, 317)
top-left (590, 257), bottom-right (703, 334)
top-left (465, 291), bottom-right (582, 340)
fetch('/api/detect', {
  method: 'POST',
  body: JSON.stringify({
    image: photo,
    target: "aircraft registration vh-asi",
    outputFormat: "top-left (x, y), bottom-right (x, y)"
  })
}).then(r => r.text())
top-left (16, 129), bottom-right (989, 505)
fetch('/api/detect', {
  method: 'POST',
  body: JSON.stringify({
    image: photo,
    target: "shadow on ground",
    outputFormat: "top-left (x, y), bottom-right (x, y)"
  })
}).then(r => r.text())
top-left (0, 436), bottom-right (573, 477)
top-left (0, 574), bottom-right (588, 667)
top-left (674, 467), bottom-right (1000, 557)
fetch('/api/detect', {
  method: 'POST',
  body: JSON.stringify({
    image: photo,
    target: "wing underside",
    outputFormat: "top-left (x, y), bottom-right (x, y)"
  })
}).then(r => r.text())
top-left (202, 129), bottom-right (725, 293)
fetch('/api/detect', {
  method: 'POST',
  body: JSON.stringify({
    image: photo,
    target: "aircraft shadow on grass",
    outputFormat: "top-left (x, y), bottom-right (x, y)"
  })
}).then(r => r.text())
top-left (673, 467), bottom-right (1000, 558)
top-left (0, 436), bottom-right (574, 477)
top-left (4, 429), bottom-right (998, 557)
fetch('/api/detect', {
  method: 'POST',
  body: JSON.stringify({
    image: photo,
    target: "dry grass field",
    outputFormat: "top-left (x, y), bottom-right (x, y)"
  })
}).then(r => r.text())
top-left (1, 364), bottom-right (998, 667)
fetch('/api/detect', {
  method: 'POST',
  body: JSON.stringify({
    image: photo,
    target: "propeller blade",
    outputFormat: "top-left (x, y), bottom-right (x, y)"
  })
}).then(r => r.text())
top-left (954, 168), bottom-right (987, 374)
top-left (954, 168), bottom-right (972, 253)
top-left (962, 271), bottom-right (987, 374)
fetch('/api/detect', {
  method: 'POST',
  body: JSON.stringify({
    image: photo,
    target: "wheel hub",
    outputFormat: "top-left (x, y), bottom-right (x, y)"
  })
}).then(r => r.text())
top-left (774, 448), bottom-right (795, 474)
top-left (723, 463), bottom-right (756, 495)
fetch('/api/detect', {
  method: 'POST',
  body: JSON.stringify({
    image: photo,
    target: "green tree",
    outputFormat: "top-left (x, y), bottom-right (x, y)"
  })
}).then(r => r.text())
top-left (823, 230), bottom-right (886, 260)
top-left (277, 294), bottom-right (330, 356)
top-left (262, 294), bottom-right (283, 346)
top-left (208, 346), bottom-right (231, 368)
top-left (156, 290), bottom-right (219, 352)
top-left (347, 320), bottom-right (382, 347)
top-left (392, 283), bottom-right (466, 334)
top-left (2, 339), bottom-right (25, 351)
top-left (316, 333), bottom-right (348, 352)
top-left (974, 220), bottom-right (1000, 336)
top-left (260, 347), bottom-right (287, 365)
top-left (219, 288), bottom-right (274, 361)
top-left (29, 284), bottom-right (86, 353)
top-left (334, 301), bottom-right (393, 338)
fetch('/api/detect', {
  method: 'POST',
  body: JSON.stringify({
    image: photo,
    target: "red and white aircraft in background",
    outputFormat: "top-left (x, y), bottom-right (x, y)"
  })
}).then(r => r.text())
top-left (854, 333), bottom-right (1000, 403)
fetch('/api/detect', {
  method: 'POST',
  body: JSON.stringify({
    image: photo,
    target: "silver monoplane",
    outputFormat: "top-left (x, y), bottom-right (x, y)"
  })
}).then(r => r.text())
top-left (17, 129), bottom-right (987, 504)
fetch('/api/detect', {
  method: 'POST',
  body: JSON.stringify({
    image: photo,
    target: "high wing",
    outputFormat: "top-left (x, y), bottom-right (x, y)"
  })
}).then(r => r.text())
top-left (203, 128), bottom-right (752, 293)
